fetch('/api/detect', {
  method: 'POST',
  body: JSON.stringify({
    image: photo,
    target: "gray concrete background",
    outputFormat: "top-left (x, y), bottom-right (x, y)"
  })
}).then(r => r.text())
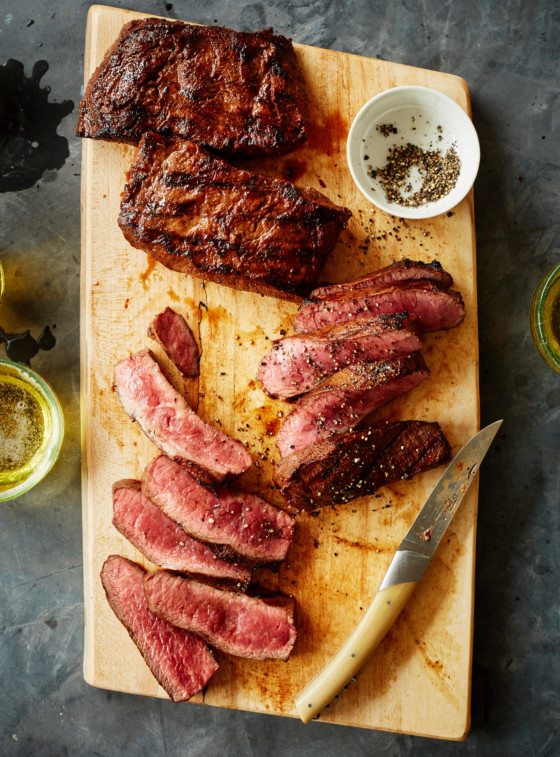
top-left (0, 1), bottom-right (558, 754)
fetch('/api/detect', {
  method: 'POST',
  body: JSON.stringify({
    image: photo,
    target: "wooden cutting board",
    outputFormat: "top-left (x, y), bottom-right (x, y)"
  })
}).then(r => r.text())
top-left (80, 5), bottom-right (479, 739)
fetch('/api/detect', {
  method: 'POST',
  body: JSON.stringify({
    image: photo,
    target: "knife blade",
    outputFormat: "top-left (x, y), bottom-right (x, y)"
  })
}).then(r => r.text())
top-left (294, 419), bottom-right (502, 724)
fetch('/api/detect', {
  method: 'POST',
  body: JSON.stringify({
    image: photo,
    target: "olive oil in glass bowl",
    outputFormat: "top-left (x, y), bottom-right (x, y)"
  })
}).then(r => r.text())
top-left (530, 262), bottom-right (560, 374)
top-left (0, 359), bottom-right (64, 501)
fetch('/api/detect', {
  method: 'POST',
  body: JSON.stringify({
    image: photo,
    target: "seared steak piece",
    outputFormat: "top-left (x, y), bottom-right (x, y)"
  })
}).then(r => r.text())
top-left (293, 279), bottom-right (465, 333)
top-left (77, 18), bottom-right (309, 159)
top-left (276, 353), bottom-right (429, 457)
top-left (257, 313), bottom-right (423, 399)
top-left (114, 350), bottom-right (252, 481)
top-left (118, 134), bottom-right (351, 301)
top-left (310, 259), bottom-right (454, 300)
top-left (275, 421), bottom-right (451, 509)
top-left (144, 571), bottom-right (297, 660)
top-left (112, 481), bottom-right (252, 585)
top-left (100, 555), bottom-right (218, 702)
top-left (143, 455), bottom-right (295, 566)
top-left (148, 307), bottom-right (199, 378)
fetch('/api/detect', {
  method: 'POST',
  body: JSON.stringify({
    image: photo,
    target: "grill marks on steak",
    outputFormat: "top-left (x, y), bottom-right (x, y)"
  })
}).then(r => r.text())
top-left (100, 555), bottom-right (218, 702)
top-left (77, 19), bottom-right (309, 159)
top-left (112, 481), bottom-right (252, 585)
top-left (114, 350), bottom-right (252, 481)
top-left (276, 353), bottom-right (429, 457)
top-left (310, 259), bottom-right (454, 300)
top-left (144, 571), bottom-right (297, 660)
top-left (118, 134), bottom-right (351, 301)
top-left (257, 313), bottom-right (423, 399)
top-left (143, 455), bottom-right (295, 566)
top-left (148, 307), bottom-right (199, 378)
top-left (275, 421), bottom-right (452, 509)
top-left (294, 279), bottom-right (465, 333)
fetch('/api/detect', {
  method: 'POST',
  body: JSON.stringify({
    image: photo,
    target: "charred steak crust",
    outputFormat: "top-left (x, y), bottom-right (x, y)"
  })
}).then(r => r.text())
top-left (77, 18), bottom-right (309, 159)
top-left (276, 352), bottom-right (430, 457)
top-left (118, 134), bottom-right (351, 302)
top-left (310, 259), bottom-right (454, 300)
top-left (257, 312), bottom-right (423, 399)
top-left (144, 570), bottom-right (297, 660)
top-left (275, 421), bottom-right (452, 509)
top-left (100, 555), bottom-right (218, 702)
top-left (294, 279), bottom-right (465, 332)
top-left (112, 480), bottom-right (252, 584)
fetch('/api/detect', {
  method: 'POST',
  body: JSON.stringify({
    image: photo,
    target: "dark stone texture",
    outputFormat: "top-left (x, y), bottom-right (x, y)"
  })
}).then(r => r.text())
top-left (0, 1), bottom-right (558, 755)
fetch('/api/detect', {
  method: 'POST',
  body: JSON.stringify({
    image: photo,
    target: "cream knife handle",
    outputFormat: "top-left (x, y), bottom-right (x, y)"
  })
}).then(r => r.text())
top-left (294, 580), bottom-right (417, 723)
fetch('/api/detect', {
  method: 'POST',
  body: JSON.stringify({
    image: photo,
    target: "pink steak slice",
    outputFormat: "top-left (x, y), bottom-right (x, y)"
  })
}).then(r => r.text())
top-left (145, 570), bottom-right (297, 661)
top-left (114, 349), bottom-right (252, 482)
top-left (100, 555), bottom-right (218, 702)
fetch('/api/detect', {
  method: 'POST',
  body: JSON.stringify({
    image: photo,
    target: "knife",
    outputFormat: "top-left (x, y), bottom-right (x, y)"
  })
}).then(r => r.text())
top-left (294, 419), bottom-right (502, 724)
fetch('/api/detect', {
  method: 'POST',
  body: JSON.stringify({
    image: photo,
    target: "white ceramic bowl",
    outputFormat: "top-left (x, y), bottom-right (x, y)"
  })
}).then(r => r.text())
top-left (347, 85), bottom-right (480, 219)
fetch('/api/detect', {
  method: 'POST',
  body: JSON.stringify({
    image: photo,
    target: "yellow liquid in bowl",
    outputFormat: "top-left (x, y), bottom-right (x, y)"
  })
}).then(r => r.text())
top-left (0, 360), bottom-right (63, 499)
top-left (0, 375), bottom-right (48, 487)
top-left (543, 278), bottom-right (560, 358)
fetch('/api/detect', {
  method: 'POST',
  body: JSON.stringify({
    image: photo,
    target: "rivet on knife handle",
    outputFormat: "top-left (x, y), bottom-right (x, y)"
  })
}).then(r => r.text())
top-left (294, 580), bottom-right (417, 723)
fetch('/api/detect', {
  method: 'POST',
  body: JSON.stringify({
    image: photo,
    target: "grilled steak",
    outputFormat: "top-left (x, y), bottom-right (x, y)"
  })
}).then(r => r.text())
top-left (143, 455), bottom-right (295, 566)
top-left (293, 279), bottom-right (465, 333)
top-left (275, 421), bottom-right (451, 509)
top-left (112, 480), bottom-right (252, 585)
top-left (257, 313), bottom-right (423, 399)
top-left (114, 350), bottom-right (252, 481)
top-left (144, 571), bottom-right (297, 660)
top-left (148, 307), bottom-right (199, 378)
top-left (276, 353), bottom-right (429, 457)
top-left (100, 555), bottom-right (218, 702)
top-left (310, 259), bottom-right (454, 300)
top-left (77, 18), bottom-right (309, 159)
top-left (118, 133), bottom-right (351, 301)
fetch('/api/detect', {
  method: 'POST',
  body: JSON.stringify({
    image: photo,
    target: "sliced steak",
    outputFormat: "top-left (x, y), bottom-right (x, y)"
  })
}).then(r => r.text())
top-left (100, 555), bottom-right (218, 702)
top-left (77, 19), bottom-right (309, 159)
top-left (144, 571), bottom-right (297, 660)
top-left (310, 259), bottom-right (454, 300)
top-left (143, 455), bottom-right (295, 566)
top-left (257, 313), bottom-right (423, 399)
top-left (148, 307), bottom-right (199, 378)
top-left (293, 279), bottom-right (465, 333)
top-left (276, 353), bottom-right (429, 457)
top-left (114, 350), bottom-right (252, 481)
top-left (118, 133), bottom-right (351, 302)
top-left (275, 421), bottom-right (452, 509)
top-left (112, 480), bottom-right (252, 585)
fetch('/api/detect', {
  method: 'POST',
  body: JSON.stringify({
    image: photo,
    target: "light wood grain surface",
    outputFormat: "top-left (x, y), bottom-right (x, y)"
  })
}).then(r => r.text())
top-left (80, 5), bottom-right (479, 738)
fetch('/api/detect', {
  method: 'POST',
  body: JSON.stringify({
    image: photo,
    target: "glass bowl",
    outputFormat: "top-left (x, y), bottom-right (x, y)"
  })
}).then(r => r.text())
top-left (347, 85), bottom-right (480, 219)
top-left (0, 359), bottom-right (64, 501)
top-left (530, 261), bottom-right (560, 373)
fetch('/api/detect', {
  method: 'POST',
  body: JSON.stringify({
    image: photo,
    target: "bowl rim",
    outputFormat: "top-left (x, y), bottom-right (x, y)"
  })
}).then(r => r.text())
top-left (0, 358), bottom-right (65, 501)
top-left (346, 84), bottom-right (481, 219)
top-left (530, 261), bottom-right (560, 373)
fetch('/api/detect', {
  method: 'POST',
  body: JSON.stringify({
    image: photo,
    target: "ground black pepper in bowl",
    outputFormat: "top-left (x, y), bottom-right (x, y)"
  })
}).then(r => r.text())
top-left (376, 123), bottom-right (398, 137)
top-left (369, 142), bottom-right (461, 207)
